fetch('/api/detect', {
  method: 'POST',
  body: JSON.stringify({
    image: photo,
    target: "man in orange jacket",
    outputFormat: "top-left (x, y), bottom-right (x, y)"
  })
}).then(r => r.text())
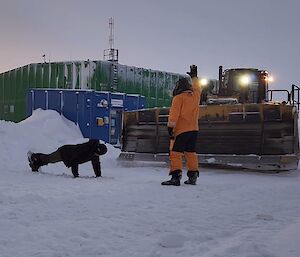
top-left (162, 65), bottom-right (201, 186)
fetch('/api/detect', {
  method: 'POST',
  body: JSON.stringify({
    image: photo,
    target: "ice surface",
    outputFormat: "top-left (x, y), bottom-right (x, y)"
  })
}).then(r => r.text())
top-left (206, 157), bottom-right (216, 163)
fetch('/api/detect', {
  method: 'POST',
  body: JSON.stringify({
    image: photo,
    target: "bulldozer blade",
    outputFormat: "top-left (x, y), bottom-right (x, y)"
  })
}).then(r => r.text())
top-left (117, 152), bottom-right (299, 172)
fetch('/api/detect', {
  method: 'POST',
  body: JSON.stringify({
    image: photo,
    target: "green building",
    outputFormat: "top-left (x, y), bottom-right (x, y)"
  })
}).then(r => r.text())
top-left (0, 60), bottom-right (187, 122)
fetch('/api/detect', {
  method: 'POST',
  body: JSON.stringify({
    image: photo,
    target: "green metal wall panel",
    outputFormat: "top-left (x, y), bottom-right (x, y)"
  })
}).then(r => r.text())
top-left (15, 68), bottom-right (24, 121)
top-left (117, 64), bottom-right (127, 93)
top-left (100, 62), bottom-right (111, 90)
top-left (1, 60), bottom-right (210, 122)
top-left (133, 67), bottom-right (141, 94)
top-left (23, 66), bottom-right (29, 90)
top-left (74, 63), bottom-right (80, 89)
top-left (92, 62), bottom-right (101, 91)
top-left (9, 71), bottom-right (15, 121)
top-left (29, 64), bottom-right (36, 89)
top-left (90, 62), bottom-right (96, 90)
top-left (36, 64), bottom-right (43, 88)
top-left (0, 74), bottom-right (3, 117)
top-left (50, 63), bottom-right (57, 88)
top-left (59, 63), bottom-right (65, 88)
top-left (3, 72), bottom-right (10, 120)
top-left (42, 63), bottom-right (50, 88)
top-left (157, 72), bottom-right (164, 107)
top-left (142, 69), bottom-right (150, 100)
top-left (65, 64), bottom-right (72, 89)
top-left (126, 67), bottom-right (134, 94)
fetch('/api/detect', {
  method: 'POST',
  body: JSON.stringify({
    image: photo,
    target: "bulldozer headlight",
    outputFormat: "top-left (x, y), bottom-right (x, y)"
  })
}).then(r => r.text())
top-left (267, 76), bottom-right (274, 83)
top-left (200, 78), bottom-right (208, 87)
top-left (239, 75), bottom-right (250, 86)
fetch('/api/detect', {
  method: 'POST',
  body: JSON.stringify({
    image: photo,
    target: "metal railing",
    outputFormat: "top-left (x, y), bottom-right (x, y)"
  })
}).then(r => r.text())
top-left (267, 89), bottom-right (291, 104)
top-left (267, 86), bottom-right (300, 110)
top-left (291, 84), bottom-right (300, 110)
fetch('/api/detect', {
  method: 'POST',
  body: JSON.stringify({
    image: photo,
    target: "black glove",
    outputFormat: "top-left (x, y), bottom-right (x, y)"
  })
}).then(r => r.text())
top-left (187, 65), bottom-right (197, 78)
top-left (71, 164), bottom-right (79, 178)
top-left (92, 156), bottom-right (101, 177)
top-left (167, 127), bottom-right (174, 139)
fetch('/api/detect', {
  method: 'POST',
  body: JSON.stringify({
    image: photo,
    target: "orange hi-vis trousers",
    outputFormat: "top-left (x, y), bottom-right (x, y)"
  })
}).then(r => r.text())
top-left (170, 151), bottom-right (198, 171)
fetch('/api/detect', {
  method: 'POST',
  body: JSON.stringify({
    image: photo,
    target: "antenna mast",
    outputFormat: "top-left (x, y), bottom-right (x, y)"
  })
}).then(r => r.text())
top-left (104, 17), bottom-right (118, 62)
top-left (109, 17), bottom-right (114, 50)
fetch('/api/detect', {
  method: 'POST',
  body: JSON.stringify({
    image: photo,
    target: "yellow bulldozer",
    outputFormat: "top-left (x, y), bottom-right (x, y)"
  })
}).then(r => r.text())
top-left (118, 66), bottom-right (299, 171)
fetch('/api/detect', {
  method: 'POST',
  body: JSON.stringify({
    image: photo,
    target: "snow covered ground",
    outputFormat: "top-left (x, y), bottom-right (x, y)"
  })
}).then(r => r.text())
top-left (1, 109), bottom-right (300, 257)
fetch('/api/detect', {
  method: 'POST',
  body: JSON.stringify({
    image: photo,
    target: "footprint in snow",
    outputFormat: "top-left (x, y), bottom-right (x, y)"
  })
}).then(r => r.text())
top-left (256, 214), bottom-right (274, 221)
top-left (159, 233), bottom-right (186, 248)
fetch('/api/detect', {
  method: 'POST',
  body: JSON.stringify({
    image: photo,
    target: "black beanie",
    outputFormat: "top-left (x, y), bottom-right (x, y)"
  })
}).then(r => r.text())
top-left (95, 143), bottom-right (107, 155)
top-left (172, 78), bottom-right (192, 96)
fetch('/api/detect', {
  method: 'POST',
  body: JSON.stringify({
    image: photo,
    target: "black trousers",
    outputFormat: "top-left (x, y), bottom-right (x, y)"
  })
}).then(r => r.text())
top-left (39, 149), bottom-right (63, 164)
top-left (172, 131), bottom-right (198, 152)
top-left (38, 148), bottom-right (101, 177)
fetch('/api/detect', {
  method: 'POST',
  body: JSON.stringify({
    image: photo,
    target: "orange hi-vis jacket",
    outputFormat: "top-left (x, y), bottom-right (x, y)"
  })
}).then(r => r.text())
top-left (168, 78), bottom-right (201, 136)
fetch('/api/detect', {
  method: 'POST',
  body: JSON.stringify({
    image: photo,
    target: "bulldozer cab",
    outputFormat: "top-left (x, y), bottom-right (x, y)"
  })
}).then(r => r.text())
top-left (220, 68), bottom-right (268, 104)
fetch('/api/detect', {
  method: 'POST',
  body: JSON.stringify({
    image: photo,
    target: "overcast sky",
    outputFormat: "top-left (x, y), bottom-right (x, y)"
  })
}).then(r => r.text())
top-left (0, 0), bottom-right (299, 91)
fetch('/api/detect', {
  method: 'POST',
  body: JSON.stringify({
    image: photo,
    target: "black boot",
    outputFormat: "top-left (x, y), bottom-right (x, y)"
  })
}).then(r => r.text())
top-left (28, 153), bottom-right (47, 172)
top-left (161, 170), bottom-right (182, 186)
top-left (184, 170), bottom-right (199, 185)
top-left (28, 153), bottom-right (40, 172)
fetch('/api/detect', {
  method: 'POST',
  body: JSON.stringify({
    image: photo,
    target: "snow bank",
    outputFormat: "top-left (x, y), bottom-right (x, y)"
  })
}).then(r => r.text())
top-left (0, 109), bottom-right (119, 175)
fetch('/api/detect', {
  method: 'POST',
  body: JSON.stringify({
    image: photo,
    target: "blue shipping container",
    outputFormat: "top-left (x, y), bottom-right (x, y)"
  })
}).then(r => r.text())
top-left (27, 89), bottom-right (145, 144)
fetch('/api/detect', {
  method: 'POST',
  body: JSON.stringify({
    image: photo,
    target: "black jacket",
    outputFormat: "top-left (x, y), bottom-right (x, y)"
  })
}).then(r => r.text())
top-left (59, 140), bottom-right (101, 177)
